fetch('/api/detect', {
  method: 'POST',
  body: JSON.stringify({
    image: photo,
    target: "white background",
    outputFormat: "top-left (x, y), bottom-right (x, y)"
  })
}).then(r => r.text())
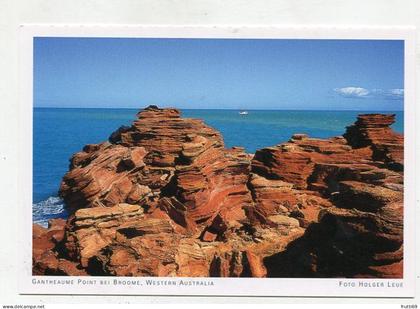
top-left (0, 0), bottom-right (419, 305)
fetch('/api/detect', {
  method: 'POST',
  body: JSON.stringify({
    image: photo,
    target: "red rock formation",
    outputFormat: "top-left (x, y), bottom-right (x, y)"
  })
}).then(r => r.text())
top-left (33, 107), bottom-right (403, 278)
top-left (258, 115), bottom-right (403, 278)
top-left (33, 219), bottom-right (87, 276)
top-left (59, 105), bottom-right (252, 231)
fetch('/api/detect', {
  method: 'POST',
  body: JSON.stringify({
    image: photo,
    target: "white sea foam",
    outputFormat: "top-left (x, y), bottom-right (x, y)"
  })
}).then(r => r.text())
top-left (33, 196), bottom-right (67, 228)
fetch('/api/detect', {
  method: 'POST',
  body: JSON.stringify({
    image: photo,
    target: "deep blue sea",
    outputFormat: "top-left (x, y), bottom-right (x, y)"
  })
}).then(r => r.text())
top-left (33, 108), bottom-right (403, 226)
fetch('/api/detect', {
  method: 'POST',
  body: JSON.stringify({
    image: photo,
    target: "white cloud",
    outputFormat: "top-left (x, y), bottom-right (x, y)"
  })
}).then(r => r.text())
top-left (334, 87), bottom-right (370, 98)
top-left (334, 87), bottom-right (404, 100)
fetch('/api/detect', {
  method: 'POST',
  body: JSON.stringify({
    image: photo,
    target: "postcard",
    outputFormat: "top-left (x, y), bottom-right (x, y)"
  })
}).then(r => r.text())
top-left (19, 25), bottom-right (416, 297)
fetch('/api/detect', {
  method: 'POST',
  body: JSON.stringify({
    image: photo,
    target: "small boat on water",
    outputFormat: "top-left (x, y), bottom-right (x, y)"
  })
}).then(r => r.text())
top-left (239, 110), bottom-right (249, 115)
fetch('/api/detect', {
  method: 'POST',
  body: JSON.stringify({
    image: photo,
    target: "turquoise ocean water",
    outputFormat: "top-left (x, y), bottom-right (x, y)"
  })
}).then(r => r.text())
top-left (33, 108), bottom-right (403, 226)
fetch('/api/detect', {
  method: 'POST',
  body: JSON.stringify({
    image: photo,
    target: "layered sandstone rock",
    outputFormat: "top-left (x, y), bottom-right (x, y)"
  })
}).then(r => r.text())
top-left (343, 114), bottom-right (403, 171)
top-left (33, 107), bottom-right (404, 278)
top-left (255, 115), bottom-right (404, 278)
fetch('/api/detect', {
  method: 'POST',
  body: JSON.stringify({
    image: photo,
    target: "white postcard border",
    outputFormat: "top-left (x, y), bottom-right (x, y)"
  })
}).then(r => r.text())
top-left (18, 25), bottom-right (416, 297)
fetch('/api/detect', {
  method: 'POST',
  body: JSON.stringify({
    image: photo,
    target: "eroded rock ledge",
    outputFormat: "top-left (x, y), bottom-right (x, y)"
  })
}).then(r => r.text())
top-left (33, 106), bottom-right (404, 278)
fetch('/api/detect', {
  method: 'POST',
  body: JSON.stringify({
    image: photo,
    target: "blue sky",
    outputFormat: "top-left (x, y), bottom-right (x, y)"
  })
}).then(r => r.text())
top-left (34, 38), bottom-right (404, 110)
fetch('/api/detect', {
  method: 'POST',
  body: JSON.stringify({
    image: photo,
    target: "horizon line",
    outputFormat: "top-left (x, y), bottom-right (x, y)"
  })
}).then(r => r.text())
top-left (33, 106), bottom-right (404, 112)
